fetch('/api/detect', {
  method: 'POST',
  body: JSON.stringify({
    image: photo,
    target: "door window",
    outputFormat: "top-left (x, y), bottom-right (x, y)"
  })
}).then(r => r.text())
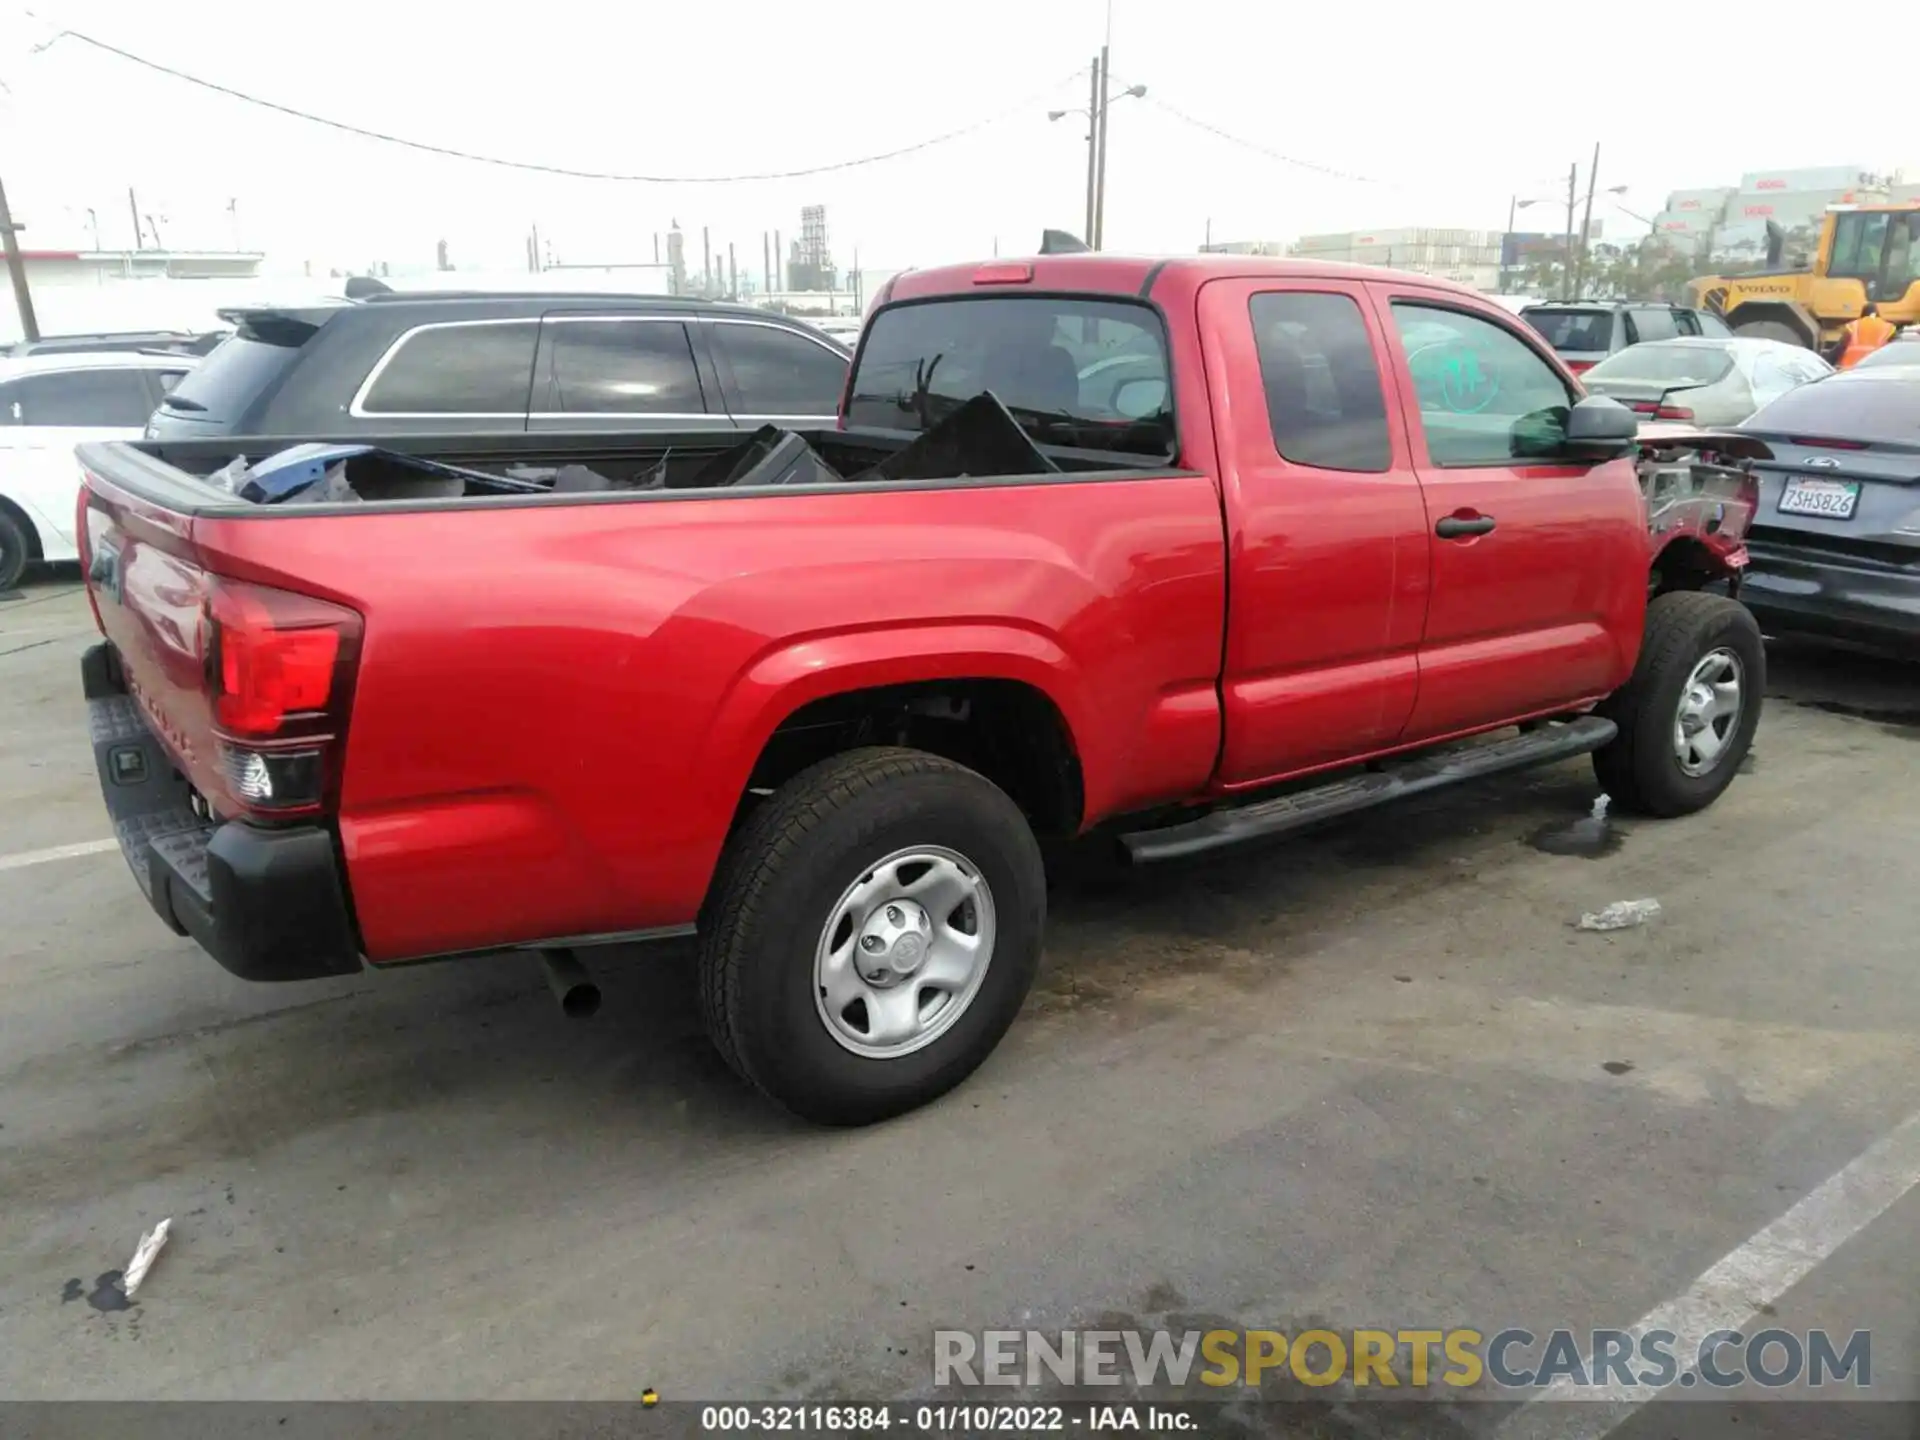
top-left (1630, 308), bottom-right (1678, 342)
top-left (710, 323), bottom-right (848, 416)
top-left (5, 368), bottom-right (157, 427)
top-left (1247, 292), bottom-right (1391, 472)
top-left (1390, 304), bottom-right (1575, 467)
top-left (545, 319), bottom-right (707, 414)
top-left (359, 321), bottom-right (539, 415)
top-left (1673, 311), bottom-right (1702, 336)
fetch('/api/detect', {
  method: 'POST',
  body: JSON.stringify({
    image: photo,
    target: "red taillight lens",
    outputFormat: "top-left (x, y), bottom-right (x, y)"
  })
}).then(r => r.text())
top-left (1787, 435), bottom-right (1868, 450)
top-left (972, 262), bottom-right (1034, 285)
top-left (215, 620), bottom-right (340, 734)
top-left (1567, 360), bottom-right (1595, 375)
top-left (1655, 405), bottom-right (1694, 421)
top-left (204, 578), bottom-right (361, 815)
top-left (1629, 401), bottom-right (1659, 414)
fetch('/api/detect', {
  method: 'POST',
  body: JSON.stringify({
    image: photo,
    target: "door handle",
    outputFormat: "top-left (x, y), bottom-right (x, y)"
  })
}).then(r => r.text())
top-left (1435, 514), bottom-right (1496, 539)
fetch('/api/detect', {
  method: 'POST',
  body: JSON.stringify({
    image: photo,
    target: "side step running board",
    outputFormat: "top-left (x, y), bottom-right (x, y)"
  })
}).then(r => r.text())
top-left (1122, 716), bottom-right (1618, 864)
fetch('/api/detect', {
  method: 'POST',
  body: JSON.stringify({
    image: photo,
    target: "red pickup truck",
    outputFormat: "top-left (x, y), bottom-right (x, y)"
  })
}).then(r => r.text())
top-left (76, 254), bottom-right (1765, 1125)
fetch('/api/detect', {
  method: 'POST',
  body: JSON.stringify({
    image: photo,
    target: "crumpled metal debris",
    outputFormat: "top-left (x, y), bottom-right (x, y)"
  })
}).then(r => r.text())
top-left (1576, 899), bottom-right (1662, 932)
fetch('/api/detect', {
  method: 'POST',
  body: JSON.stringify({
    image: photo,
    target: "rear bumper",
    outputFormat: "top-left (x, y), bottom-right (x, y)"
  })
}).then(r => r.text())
top-left (1741, 546), bottom-right (1920, 652)
top-left (82, 643), bottom-right (363, 982)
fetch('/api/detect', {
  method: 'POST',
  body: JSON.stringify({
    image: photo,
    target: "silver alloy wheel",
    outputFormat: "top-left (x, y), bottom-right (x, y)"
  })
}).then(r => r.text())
top-left (1673, 647), bottom-right (1744, 776)
top-left (812, 845), bottom-right (996, 1059)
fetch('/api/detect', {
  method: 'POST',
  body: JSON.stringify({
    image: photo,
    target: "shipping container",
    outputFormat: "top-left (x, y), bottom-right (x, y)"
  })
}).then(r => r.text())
top-left (1737, 165), bottom-right (1871, 194)
top-left (1663, 187), bottom-right (1734, 216)
top-left (1725, 186), bottom-right (1879, 228)
top-left (1653, 210), bottom-right (1711, 236)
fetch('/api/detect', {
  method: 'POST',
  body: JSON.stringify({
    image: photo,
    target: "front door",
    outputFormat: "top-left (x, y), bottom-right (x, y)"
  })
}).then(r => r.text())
top-left (1202, 277), bottom-right (1431, 787)
top-left (1371, 290), bottom-right (1645, 742)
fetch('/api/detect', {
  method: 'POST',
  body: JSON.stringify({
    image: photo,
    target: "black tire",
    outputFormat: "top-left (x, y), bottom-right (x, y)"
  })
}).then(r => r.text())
top-left (1734, 318), bottom-right (1805, 347)
top-left (698, 747), bottom-right (1046, 1126)
top-left (1593, 591), bottom-right (1764, 817)
top-left (0, 510), bottom-right (31, 592)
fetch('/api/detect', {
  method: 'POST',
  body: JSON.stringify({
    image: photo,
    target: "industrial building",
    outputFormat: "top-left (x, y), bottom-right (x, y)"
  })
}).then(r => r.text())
top-left (1, 247), bottom-right (266, 345)
top-left (1288, 228), bottom-right (1507, 292)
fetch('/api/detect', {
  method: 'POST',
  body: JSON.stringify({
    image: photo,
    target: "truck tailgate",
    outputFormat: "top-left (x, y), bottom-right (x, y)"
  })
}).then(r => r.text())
top-left (79, 470), bottom-right (235, 815)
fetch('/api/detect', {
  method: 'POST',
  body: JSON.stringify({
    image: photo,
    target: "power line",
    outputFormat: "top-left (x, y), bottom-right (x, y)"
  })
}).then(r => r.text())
top-left (1133, 94), bottom-right (1387, 186)
top-left (25, 20), bottom-right (1084, 185)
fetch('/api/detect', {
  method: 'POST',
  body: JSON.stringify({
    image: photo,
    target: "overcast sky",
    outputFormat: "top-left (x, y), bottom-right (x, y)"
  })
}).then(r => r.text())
top-left (1, 0), bottom-right (1913, 277)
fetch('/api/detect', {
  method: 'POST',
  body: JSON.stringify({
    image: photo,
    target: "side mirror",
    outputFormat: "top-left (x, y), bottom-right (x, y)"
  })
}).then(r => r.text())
top-left (1563, 395), bottom-right (1638, 460)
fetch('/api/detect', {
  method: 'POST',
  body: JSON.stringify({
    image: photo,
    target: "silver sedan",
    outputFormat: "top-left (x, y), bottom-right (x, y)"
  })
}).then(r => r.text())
top-left (1579, 336), bottom-right (1832, 428)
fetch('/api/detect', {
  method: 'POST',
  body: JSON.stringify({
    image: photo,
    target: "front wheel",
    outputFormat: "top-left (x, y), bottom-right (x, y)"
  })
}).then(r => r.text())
top-left (1593, 591), bottom-right (1764, 817)
top-left (698, 747), bottom-right (1046, 1125)
top-left (0, 510), bottom-right (31, 592)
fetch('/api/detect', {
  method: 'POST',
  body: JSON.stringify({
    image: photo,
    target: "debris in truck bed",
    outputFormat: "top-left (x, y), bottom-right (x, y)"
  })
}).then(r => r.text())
top-left (677, 425), bottom-right (844, 490)
top-left (854, 391), bottom-right (1059, 484)
top-left (217, 443), bottom-right (552, 504)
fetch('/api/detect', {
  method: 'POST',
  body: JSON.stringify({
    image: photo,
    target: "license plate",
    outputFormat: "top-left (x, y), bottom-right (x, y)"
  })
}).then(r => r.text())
top-left (1778, 476), bottom-right (1862, 520)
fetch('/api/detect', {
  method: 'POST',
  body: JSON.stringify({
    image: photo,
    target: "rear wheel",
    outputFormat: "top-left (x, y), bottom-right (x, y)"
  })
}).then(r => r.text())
top-left (1594, 592), bottom-right (1764, 816)
top-left (698, 747), bottom-right (1046, 1125)
top-left (0, 510), bottom-right (31, 591)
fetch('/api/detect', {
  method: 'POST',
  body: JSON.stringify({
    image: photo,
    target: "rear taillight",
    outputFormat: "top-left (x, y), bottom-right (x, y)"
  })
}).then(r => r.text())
top-left (1567, 361), bottom-right (1596, 375)
top-left (1629, 401), bottom-right (1659, 414)
top-left (1655, 405), bottom-right (1694, 421)
top-left (1787, 435), bottom-right (1868, 450)
top-left (203, 578), bottom-right (361, 818)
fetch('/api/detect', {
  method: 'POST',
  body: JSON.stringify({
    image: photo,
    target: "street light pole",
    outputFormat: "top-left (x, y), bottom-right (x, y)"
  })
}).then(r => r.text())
top-left (1083, 58), bottom-right (1100, 246)
top-left (1093, 44), bottom-right (1112, 249)
top-left (0, 174), bottom-right (38, 342)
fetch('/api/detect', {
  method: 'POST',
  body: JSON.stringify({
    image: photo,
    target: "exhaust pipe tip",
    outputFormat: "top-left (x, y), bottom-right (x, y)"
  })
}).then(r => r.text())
top-left (538, 948), bottom-right (601, 1020)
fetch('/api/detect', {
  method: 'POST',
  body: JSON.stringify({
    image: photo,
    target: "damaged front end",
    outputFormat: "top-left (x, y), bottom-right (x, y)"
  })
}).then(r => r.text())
top-left (1633, 425), bottom-right (1772, 596)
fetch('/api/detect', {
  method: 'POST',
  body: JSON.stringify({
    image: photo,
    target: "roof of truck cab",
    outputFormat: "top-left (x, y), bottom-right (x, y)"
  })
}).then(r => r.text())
top-left (882, 254), bottom-right (1486, 305)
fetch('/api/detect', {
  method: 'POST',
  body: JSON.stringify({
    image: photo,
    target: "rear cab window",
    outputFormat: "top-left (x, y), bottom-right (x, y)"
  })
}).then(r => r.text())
top-left (844, 295), bottom-right (1174, 458)
top-left (1520, 307), bottom-right (1616, 355)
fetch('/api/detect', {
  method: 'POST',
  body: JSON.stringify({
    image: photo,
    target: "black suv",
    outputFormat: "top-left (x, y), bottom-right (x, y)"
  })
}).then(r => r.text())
top-left (1518, 301), bottom-right (1731, 375)
top-left (147, 291), bottom-right (852, 440)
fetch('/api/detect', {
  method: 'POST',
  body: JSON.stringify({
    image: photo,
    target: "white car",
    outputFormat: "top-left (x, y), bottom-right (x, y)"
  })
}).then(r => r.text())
top-left (1576, 336), bottom-right (1832, 428)
top-left (0, 351), bottom-right (195, 589)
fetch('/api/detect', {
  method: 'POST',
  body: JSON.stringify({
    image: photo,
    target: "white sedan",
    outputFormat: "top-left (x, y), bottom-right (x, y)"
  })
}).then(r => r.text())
top-left (0, 350), bottom-right (197, 590)
top-left (1578, 336), bottom-right (1832, 428)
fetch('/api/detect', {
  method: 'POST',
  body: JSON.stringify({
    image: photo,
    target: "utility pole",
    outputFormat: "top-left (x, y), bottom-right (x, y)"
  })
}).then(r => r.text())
top-left (128, 187), bottom-right (144, 250)
top-left (763, 232), bottom-right (772, 295)
top-left (1081, 57), bottom-right (1101, 246)
top-left (775, 229), bottom-right (784, 291)
top-left (728, 242), bottom-right (737, 301)
top-left (531, 222), bottom-right (542, 272)
top-left (0, 175), bottom-right (39, 343)
top-left (1574, 142), bottom-right (1601, 301)
top-left (1092, 43), bottom-right (1112, 249)
top-left (1561, 163), bottom-right (1578, 302)
top-left (702, 227), bottom-right (712, 296)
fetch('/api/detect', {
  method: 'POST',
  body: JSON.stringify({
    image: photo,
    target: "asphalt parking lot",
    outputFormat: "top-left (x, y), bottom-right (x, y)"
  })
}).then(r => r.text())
top-left (4, 570), bottom-right (1919, 1431)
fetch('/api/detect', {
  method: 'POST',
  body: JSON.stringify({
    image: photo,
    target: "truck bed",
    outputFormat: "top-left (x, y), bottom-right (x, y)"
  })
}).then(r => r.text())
top-left (76, 419), bottom-right (1227, 967)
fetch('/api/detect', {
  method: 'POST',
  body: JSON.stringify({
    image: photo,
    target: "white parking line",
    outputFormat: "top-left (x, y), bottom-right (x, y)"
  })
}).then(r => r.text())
top-left (0, 838), bottom-right (119, 873)
top-left (1497, 1107), bottom-right (1920, 1439)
